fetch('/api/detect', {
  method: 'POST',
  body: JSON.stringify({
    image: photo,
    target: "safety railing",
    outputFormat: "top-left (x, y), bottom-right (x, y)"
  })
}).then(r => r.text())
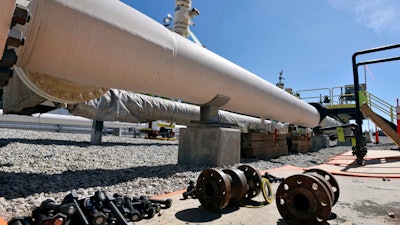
top-left (295, 88), bottom-right (331, 106)
top-left (296, 87), bottom-right (358, 108)
top-left (296, 86), bottom-right (395, 123)
top-left (365, 92), bottom-right (395, 123)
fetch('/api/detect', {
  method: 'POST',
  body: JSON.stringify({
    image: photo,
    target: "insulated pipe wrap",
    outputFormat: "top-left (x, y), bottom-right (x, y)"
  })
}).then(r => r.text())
top-left (15, 0), bottom-right (321, 128)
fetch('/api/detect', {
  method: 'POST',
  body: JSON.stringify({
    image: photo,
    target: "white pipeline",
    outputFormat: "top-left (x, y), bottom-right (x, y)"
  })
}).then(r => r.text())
top-left (15, 0), bottom-right (322, 128)
top-left (0, 109), bottom-right (145, 129)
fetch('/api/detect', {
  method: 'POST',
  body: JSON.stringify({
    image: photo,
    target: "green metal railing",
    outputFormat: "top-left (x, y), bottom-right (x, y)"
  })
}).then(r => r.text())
top-left (296, 86), bottom-right (396, 123)
top-left (365, 92), bottom-right (395, 123)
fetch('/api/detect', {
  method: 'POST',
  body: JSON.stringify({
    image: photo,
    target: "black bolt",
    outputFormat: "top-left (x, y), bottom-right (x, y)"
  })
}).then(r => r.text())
top-left (124, 197), bottom-right (142, 222)
top-left (7, 216), bottom-right (32, 225)
top-left (7, 29), bottom-right (25, 47)
top-left (12, 5), bottom-right (30, 26)
top-left (149, 198), bottom-right (173, 209)
top-left (40, 199), bottom-right (76, 216)
top-left (139, 207), bottom-right (156, 219)
top-left (131, 197), bottom-right (151, 210)
top-left (81, 198), bottom-right (107, 225)
top-left (97, 191), bottom-right (134, 225)
top-left (63, 190), bottom-right (90, 225)
top-left (0, 49), bottom-right (17, 67)
top-left (182, 180), bottom-right (197, 199)
top-left (152, 203), bottom-right (162, 213)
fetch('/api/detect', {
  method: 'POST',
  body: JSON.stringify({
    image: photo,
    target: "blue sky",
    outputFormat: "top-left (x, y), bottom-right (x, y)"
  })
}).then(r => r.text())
top-left (121, 0), bottom-right (400, 120)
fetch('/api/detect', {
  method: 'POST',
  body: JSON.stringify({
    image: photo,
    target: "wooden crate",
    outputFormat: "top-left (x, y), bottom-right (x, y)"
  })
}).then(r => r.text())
top-left (241, 132), bottom-right (288, 159)
top-left (289, 135), bottom-right (312, 153)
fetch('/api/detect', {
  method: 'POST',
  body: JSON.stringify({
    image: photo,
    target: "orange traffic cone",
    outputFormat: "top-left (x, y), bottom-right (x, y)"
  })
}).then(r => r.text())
top-left (375, 128), bottom-right (380, 144)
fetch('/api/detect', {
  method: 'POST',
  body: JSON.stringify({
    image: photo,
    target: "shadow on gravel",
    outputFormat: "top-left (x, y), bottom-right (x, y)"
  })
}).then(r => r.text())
top-left (0, 138), bottom-right (178, 148)
top-left (175, 204), bottom-right (239, 223)
top-left (0, 163), bottom-right (202, 199)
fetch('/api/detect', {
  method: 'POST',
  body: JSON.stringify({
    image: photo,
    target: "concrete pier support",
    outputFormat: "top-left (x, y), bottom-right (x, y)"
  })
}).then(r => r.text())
top-left (311, 135), bottom-right (330, 151)
top-left (178, 126), bottom-right (241, 166)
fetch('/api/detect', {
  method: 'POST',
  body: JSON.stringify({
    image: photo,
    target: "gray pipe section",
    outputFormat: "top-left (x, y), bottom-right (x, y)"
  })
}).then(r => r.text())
top-left (15, 0), bottom-right (322, 127)
top-left (0, 109), bottom-right (142, 129)
top-left (67, 89), bottom-right (270, 130)
top-left (3, 74), bottom-right (339, 133)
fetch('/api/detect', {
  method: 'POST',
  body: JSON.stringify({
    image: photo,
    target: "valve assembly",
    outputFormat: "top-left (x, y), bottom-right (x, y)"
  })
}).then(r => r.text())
top-left (195, 165), bottom-right (264, 211)
top-left (276, 168), bottom-right (340, 225)
top-left (195, 165), bottom-right (339, 225)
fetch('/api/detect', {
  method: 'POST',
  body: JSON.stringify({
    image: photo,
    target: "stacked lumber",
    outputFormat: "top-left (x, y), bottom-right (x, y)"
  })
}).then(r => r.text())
top-left (290, 134), bottom-right (312, 153)
top-left (241, 132), bottom-right (288, 159)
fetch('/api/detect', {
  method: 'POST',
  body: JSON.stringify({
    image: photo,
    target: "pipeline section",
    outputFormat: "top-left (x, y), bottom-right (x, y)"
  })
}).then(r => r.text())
top-left (14, 0), bottom-right (322, 128)
top-left (3, 74), bottom-right (289, 132)
top-left (195, 165), bottom-right (264, 211)
top-left (68, 89), bottom-right (289, 132)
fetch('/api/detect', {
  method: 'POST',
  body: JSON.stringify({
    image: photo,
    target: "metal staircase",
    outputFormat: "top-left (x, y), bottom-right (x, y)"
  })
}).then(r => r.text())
top-left (360, 104), bottom-right (400, 147)
top-left (365, 92), bottom-right (396, 125)
top-left (297, 43), bottom-right (400, 164)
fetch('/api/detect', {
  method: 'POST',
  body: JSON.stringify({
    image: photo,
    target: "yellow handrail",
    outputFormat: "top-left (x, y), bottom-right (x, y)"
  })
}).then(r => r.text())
top-left (296, 86), bottom-right (395, 124)
top-left (365, 92), bottom-right (395, 123)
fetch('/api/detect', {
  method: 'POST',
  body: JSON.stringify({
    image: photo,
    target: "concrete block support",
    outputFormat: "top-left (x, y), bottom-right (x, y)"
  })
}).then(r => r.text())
top-left (178, 126), bottom-right (241, 166)
top-left (312, 135), bottom-right (330, 151)
top-left (336, 137), bottom-right (352, 146)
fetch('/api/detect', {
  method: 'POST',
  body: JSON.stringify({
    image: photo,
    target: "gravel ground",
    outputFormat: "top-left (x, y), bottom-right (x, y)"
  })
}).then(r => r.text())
top-left (0, 128), bottom-right (396, 221)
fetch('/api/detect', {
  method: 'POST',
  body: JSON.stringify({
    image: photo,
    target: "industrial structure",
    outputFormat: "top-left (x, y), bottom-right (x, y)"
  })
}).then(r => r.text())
top-left (1, 1), bottom-right (400, 225)
top-left (1, 0), bottom-right (399, 165)
top-left (0, 0), bottom-right (340, 165)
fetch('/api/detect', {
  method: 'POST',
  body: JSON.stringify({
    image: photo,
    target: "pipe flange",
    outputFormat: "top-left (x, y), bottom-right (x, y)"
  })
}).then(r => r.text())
top-left (196, 168), bottom-right (231, 212)
top-left (276, 173), bottom-right (333, 225)
top-left (304, 168), bottom-right (340, 205)
top-left (303, 172), bottom-right (334, 207)
top-left (222, 168), bottom-right (248, 202)
top-left (14, 67), bottom-right (108, 103)
top-left (237, 165), bottom-right (262, 199)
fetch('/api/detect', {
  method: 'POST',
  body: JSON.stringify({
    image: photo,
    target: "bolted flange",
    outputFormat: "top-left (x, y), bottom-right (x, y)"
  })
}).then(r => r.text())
top-left (276, 169), bottom-right (339, 225)
top-left (196, 165), bottom-right (262, 212)
top-left (196, 168), bottom-right (232, 212)
top-left (238, 165), bottom-right (262, 199)
top-left (222, 168), bottom-right (248, 202)
top-left (304, 168), bottom-right (340, 205)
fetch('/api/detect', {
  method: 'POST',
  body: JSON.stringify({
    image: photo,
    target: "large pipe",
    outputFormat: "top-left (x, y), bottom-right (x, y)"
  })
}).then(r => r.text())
top-left (0, 109), bottom-right (144, 129)
top-left (14, 0), bottom-right (322, 128)
top-left (67, 89), bottom-right (289, 133)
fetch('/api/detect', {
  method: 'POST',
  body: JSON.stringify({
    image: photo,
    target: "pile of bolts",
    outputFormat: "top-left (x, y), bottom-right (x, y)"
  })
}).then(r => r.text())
top-left (8, 190), bottom-right (172, 225)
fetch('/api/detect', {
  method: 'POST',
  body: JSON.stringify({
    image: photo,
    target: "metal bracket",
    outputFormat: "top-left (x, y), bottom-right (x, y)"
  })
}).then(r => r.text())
top-left (199, 94), bottom-right (230, 124)
top-left (91, 120), bottom-right (104, 145)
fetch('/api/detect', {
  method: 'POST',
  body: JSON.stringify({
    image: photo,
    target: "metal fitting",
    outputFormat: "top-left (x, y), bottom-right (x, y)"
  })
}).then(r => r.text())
top-left (276, 168), bottom-right (340, 225)
top-left (196, 165), bottom-right (262, 211)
